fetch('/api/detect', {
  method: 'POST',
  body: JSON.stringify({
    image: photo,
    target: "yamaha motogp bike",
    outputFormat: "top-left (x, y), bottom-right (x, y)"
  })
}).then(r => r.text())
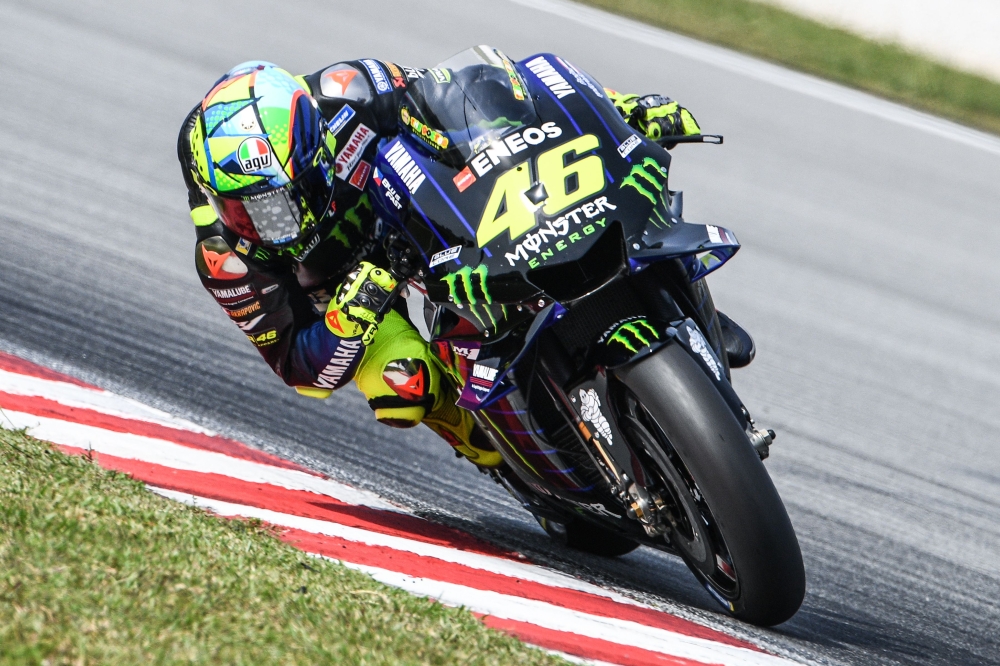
top-left (366, 46), bottom-right (805, 626)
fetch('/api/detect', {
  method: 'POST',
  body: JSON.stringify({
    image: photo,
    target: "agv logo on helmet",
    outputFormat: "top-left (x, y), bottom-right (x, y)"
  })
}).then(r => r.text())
top-left (238, 138), bottom-right (273, 174)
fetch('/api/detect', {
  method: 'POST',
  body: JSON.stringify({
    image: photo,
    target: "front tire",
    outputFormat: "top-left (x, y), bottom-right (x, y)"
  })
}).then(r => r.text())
top-left (614, 343), bottom-right (805, 626)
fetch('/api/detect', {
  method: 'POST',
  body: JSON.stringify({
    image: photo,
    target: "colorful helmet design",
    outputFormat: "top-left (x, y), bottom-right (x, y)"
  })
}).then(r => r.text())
top-left (191, 61), bottom-right (336, 248)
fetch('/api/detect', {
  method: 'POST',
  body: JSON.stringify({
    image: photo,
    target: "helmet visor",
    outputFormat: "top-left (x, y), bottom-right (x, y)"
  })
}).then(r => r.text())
top-left (208, 155), bottom-right (335, 247)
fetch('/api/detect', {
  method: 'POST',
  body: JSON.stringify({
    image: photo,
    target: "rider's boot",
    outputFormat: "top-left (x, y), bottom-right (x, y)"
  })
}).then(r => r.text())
top-left (421, 393), bottom-right (504, 468)
top-left (353, 310), bottom-right (502, 468)
top-left (717, 311), bottom-right (755, 368)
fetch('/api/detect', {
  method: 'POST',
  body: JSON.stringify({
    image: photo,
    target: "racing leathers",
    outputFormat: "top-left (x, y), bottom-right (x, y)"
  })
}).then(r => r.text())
top-left (177, 57), bottom-right (702, 468)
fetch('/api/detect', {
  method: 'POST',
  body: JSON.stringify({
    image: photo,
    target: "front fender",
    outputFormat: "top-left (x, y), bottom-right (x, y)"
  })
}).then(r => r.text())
top-left (596, 317), bottom-right (747, 426)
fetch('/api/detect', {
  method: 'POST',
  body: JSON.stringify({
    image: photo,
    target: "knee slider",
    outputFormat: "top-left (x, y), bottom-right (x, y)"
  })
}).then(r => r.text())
top-left (370, 358), bottom-right (436, 427)
top-left (374, 404), bottom-right (426, 428)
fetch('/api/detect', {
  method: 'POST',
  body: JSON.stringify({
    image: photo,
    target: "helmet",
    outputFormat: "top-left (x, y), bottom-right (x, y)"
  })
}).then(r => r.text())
top-left (190, 61), bottom-right (338, 248)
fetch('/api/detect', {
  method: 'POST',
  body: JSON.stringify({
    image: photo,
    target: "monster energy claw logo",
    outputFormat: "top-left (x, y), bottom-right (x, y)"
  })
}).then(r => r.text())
top-left (620, 157), bottom-right (666, 205)
top-left (441, 265), bottom-right (506, 330)
top-left (608, 319), bottom-right (660, 353)
top-left (620, 157), bottom-right (673, 229)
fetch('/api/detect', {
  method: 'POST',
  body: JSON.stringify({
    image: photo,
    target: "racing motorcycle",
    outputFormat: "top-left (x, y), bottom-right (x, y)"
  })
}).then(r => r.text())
top-left (365, 46), bottom-right (805, 626)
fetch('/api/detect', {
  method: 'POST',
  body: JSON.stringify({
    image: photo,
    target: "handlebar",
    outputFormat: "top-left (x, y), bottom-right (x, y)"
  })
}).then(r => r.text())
top-left (655, 134), bottom-right (724, 147)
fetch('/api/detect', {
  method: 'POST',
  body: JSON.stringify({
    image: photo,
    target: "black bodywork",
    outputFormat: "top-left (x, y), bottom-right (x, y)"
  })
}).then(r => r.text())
top-left (367, 50), bottom-right (746, 546)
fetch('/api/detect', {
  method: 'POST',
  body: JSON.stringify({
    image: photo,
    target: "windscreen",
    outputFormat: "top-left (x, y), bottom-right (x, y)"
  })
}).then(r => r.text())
top-left (401, 46), bottom-right (538, 165)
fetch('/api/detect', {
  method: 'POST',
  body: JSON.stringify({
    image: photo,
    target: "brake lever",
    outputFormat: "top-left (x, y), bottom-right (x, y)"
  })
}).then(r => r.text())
top-left (655, 134), bottom-right (724, 148)
top-left (374, 275), bottom-right (408, 323)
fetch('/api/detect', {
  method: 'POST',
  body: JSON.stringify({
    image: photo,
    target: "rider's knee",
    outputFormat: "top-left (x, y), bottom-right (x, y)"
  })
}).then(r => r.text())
top-left (372, 403), bottom-right (426, 428)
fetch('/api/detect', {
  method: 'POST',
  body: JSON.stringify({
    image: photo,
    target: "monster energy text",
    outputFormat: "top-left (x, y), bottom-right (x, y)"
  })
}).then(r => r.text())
top-left (505, 195), bottom-right (617, 267)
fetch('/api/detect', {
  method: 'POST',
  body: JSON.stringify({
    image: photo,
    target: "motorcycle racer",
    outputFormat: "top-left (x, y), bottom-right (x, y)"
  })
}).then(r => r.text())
top-left (177, 52), bottom-right (747, 469)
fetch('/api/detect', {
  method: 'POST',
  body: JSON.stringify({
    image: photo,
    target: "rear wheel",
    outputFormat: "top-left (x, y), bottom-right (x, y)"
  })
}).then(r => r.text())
top-left (614, 344), bottom-right (805, 626)
top-left (535, 515), bottom-right (640, 557)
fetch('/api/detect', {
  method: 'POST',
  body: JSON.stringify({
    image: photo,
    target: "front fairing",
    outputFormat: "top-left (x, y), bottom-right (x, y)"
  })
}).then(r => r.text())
top-left (368, 51), bottom-right (741, 411)
top-left (369, 53), bottom-right (739, 312)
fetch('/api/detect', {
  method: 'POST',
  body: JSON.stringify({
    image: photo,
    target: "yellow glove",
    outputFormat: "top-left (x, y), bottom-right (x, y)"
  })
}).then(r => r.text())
top-left (606, 89), bottom-right (701, 139)
top-left (332, 262), bottom-right (397, 345)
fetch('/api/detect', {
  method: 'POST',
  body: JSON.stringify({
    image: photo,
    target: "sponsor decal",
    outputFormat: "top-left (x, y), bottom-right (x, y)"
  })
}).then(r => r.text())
top-left (504, 196), bottom-right (618, 267)
top-left (383, 141), bottom-right (425, 194)
top-left (402, 66), bottom-right (424, 81)
top-left (209, 283), bottom-right (256, 304)
top-left (621, 157), bottom-right (668, 205)
top-left (335, 123), bottom-right (374, 180)
top-left (234, 313), bottom-right (265, 331)
top-left (313, 338), bottom-right (364, 388)
top-left (453, 166), bottom-right (476, 192)
top-left (578, 388), bottom-right (614, 445)
top-left (200, 245), bottom-right (248, 280)
top-left (470, 362), bottom-right (499, 394)
top-left (429, 245), bottom-right (462, 268)
top-left (620, 156), bottom-right (674, 230)
top-left (360, 59), bottom-right (391, 94)
top-left (555, 56), bottom-right (604, 97)
top-left (292, 232), bottom-right (321, 264)
top-left (452, 344), bottom-right (480, 361)
top-left (430, 68), bottom-right (451, 84)
top-left (523, 56), bottom-right (575, 99)
top-left (327, 104), bottom-right (356, 137)
top-left (469, 122), bottom-right (563, 177)
top-left (246, 328), bottom-right (278, 347)
top-left (237, 137), bottom-right (273, 174)
top-left (568, 500), bottom-right (622, 519)
top-left (605, 318), bottom-right (660, 354)
top-left (707, 225), bottom-right (722, 245)
top-left (235, 238), bottom-right (253, 256)
top-left (687, 325), bottom-right (721, 381)
top-left (617, 134), bottom-right (641, 159)
top-left (441, 265), bottom-right (505, 330)
top-left (382, 359), bottom-right (428, 401)
top-left (224, 301), bottom-right (261, 318)
top-left (384, 61), bottom-right (407, 89)
top-left (261, 283), bottom-right (279, 295)
top-left (349, 160), bottom-right (372, 190)
top-left (400, 107), bottom-right (449, 151)
top-left (499, 53), bottom-right (526, 101)
top-left (321, 68), bottom-right (358, 97)
top-left (324, 308), bottom-right (363, 339)
top-left (372, 167), bottom-right (402, 210)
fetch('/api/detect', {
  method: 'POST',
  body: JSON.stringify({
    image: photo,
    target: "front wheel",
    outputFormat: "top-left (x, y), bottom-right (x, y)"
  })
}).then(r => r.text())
top-left (614, 343), bottom-right (805, 626)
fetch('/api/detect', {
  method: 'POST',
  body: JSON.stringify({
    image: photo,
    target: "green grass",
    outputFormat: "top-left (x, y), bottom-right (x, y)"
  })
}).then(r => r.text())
top-left (574, 0), bottom-right (1000, 135)
top-left (0, 427), bottom-right (566, 665)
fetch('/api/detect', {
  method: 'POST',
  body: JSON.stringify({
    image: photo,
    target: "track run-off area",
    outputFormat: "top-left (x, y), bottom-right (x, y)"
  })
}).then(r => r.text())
top-left (0, 351), bottom-right (797, 666)
top-left (2, 0), bottom-right (999, 664)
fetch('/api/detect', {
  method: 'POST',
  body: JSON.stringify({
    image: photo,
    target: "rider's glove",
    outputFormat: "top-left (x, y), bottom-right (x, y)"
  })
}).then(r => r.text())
top-left (634, 95), bottom-right (701, 140)
top-left (607, 89), bottom-right (701, 141)
top-left (334, 261), bottom-right (397, 346)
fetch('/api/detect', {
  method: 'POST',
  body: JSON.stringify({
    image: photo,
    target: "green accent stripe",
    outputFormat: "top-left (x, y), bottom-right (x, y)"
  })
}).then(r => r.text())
top-left (190, 205), bottom-right (217, 227)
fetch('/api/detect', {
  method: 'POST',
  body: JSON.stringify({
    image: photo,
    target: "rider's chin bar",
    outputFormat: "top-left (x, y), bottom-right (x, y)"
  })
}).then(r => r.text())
top-left (655, 134), bottom-right (724, 147)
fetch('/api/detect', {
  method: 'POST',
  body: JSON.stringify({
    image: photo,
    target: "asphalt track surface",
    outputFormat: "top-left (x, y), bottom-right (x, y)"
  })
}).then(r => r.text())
top-left (1, 1), bottom-right (999, 664)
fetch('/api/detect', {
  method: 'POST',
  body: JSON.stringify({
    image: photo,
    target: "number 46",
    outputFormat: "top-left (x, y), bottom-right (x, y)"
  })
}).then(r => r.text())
top-left (476, 134), bottom-right (605, 248)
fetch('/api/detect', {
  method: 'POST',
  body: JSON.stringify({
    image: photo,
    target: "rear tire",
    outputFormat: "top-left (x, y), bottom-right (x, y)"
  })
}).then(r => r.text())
top-left (536, 516), bottom-right (640, 557)
top-left (614, 343), bottom-right (805, 626)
